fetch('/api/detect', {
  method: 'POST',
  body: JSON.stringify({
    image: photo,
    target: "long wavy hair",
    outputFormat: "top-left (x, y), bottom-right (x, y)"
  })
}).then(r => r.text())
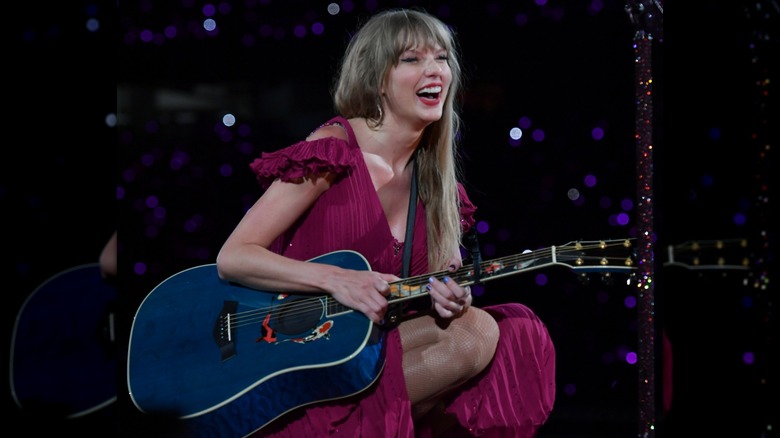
top-left (333, 8), bottom-right (465, 270)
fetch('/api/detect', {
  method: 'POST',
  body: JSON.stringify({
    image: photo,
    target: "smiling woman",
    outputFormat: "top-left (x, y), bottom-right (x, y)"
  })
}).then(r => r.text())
top-left (191, 7), bottom-right (558, 437)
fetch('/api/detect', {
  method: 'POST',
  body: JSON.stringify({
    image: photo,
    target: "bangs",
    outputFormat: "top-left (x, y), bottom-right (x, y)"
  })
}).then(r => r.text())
top-left (392, 14), bottom-right (452, 54)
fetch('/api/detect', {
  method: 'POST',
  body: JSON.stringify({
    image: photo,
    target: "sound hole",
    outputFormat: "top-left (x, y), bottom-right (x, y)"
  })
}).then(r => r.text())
top-left (271, 295), bottom-right (323, 334)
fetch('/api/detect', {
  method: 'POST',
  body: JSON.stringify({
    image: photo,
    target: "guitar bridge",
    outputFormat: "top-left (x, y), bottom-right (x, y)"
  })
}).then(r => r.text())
top-left (214, 300), bottom-right (238, 361)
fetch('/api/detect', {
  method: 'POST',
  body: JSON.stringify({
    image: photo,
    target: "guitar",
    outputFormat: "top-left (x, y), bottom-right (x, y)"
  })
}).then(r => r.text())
top-left (663, 238), bottom-right (751, 271)
top-left (9, 263), bottom-right (118, 418)
top-left (127, 238), bottom-right (636, 437)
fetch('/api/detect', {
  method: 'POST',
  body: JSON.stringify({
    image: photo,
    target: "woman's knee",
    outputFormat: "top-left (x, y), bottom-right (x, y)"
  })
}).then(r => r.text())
top-left (456, 307), bottom-right (500, 372)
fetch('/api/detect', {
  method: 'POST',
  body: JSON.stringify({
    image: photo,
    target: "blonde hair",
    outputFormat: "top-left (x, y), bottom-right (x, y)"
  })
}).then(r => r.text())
top-left (333, 8), bottom-right (465, 270)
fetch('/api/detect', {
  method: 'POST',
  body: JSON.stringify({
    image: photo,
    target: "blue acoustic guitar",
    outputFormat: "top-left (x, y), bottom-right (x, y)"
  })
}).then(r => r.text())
top-left (127, 239), bottom-right (636, 437)
top-left (9, 263), bottom-right (118, 419)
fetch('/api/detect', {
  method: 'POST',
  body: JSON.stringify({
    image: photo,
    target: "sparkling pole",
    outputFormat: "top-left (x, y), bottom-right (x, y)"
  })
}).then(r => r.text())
top-left (624, 1), bottom-right (663, 437)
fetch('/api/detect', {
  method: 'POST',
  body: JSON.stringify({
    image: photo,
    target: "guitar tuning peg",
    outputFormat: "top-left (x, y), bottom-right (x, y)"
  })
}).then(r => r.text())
top-left (577, 273), bottom-right (591, 286)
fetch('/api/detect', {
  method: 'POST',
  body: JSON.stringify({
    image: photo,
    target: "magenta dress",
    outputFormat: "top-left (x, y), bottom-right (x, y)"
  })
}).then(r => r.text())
top-left (249, 116), bottom-right (556, 437)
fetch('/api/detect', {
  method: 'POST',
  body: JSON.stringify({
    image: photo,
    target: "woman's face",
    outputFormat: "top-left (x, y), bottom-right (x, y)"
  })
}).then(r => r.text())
top-left (382, 44), bottom-right (451, 129)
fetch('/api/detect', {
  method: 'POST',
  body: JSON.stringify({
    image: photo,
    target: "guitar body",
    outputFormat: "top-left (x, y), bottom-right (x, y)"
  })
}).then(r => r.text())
top-left (10, 263), bottom-right (118, 418)
top-left (127, 250), bottom-right (386, 437)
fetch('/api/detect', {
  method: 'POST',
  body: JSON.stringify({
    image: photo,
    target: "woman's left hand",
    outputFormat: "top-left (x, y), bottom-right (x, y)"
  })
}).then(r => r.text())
top-left (427, 259), bottom-right (472, 318)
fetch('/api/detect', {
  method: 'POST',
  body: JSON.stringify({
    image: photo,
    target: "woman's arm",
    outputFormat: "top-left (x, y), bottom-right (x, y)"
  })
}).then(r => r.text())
top-left (216, 175), bottom-right (399, 324)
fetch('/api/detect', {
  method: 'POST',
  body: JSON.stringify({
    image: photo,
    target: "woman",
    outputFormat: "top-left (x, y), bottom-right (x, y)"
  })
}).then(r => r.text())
top-left (216, 8), bottom-right (556, 437)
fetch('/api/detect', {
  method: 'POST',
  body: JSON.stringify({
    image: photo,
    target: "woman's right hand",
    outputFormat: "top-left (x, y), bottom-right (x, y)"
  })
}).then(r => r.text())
top-left (326, 268), bottom-right (401, 324)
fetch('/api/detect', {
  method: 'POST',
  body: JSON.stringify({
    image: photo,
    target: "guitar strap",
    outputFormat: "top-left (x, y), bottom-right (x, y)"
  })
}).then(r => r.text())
top-left (385, 161), bottom-right (417, 327)
top-left (401, 160), bottom-right (417, 279)
top-left (464, 227), bottom-right (482, 285)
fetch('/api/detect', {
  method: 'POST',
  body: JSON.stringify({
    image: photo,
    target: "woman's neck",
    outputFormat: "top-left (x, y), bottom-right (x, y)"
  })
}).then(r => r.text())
top-left (352, 116), bottom-right (422, 172)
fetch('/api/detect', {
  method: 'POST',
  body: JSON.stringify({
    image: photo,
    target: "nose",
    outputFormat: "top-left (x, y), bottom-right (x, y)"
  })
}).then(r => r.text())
top-left (424, 58), bottom-right (442, 75)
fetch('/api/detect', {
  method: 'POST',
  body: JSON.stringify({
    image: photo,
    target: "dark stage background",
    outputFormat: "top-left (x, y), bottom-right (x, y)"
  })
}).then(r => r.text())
top-left (3, 1), bottom-right (776, 437)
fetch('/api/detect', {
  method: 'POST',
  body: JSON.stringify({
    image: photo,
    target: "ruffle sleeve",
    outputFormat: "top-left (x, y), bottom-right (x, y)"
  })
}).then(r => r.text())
top-left (457, 183), bottom-right (477, 232)
top-left (249, 137), bottom-right (358, 189)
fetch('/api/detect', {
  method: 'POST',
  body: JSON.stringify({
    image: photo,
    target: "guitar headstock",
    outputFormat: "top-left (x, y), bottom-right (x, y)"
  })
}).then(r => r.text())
top-left (548, 239), bottom-right (637, 286)
top-left (663, 238), bottom-right (751, 271)
top-left (551, 238), bottom-right (637, 274)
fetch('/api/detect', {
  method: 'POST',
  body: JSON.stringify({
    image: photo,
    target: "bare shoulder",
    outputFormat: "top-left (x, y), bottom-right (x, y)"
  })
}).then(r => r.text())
top-left (306, 122), bottom-right (348, 141)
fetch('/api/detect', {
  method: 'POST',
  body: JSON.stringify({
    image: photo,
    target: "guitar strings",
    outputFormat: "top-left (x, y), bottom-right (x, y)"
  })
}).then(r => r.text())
top-left (222, 240), bottom-right (635, 333)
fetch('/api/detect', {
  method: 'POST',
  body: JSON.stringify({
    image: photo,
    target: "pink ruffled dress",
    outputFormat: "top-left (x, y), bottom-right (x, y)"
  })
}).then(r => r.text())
top-left (248, 116), bottom-right (556, 437)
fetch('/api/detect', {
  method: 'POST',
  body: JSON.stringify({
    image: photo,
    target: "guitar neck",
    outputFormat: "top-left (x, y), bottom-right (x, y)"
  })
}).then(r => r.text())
top-left (323, 239), bottom-right (636, 317)
top-left (390, 238), bottom-right (637, 306)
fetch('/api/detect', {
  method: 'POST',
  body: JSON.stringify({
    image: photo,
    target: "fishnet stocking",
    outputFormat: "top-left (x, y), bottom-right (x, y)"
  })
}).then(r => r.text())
top-left (398, 307), bottom-right (500, 420)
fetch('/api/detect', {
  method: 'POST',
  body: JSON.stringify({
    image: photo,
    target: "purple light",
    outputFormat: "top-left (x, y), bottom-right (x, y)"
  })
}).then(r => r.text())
top-left (518, 116), bottom-right (532, 129)
top-left (218, 2), bottom-right (232, 14)
top-left (220, 163), bottom-right (233, 177)
top-left (219, 129), bottom-right (234, 142)
top-left (623, 295), bottom-right (637, 309)
top-left (294, 25), bottom-right (307, 38)
top-left (563, 383), bottom-right (576, 396)
top-left (625, 351), bottom-right (637, 365)
top-left (184, 215), bottom-right (203, 232)
top-left (164, 26), bottom-right (178, 39)
top-left (145, 195), bottom-right (159, 209)
top-left (139, 29), bottom-right (154, 43)
top-left (591, 126), bottom-right (605, 140)
top-left (122, 168), bottom-right (136, 183)
top-left (476, 220), bottom-right (490, 234)
top-left (141, 153), bottom-right (155, 167)
top-left (312, 22), bottom-right (325, 35)
top-left (534, 273), bottom-right (548, 286)
top-left (588, 0), bottom-right (605, 14)
top-left (170, 151), bottom-right (190, 170)
top-left (532, 128), bottom-right (545, 142)
top-left (134, 262), bottom-right (148, 275)
top-left (202, 4), bottom-right (216, 17)
top-left (153, 206), bottom-right (166, 220)
top-left (584, 174), bottom-right (597, 187)
top-left (742, 351), bottom-right (755, 365)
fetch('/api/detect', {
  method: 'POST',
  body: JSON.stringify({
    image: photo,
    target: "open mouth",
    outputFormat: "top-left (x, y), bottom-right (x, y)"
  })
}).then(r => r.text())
top-left (417, 85), bottom-right (442, 101)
